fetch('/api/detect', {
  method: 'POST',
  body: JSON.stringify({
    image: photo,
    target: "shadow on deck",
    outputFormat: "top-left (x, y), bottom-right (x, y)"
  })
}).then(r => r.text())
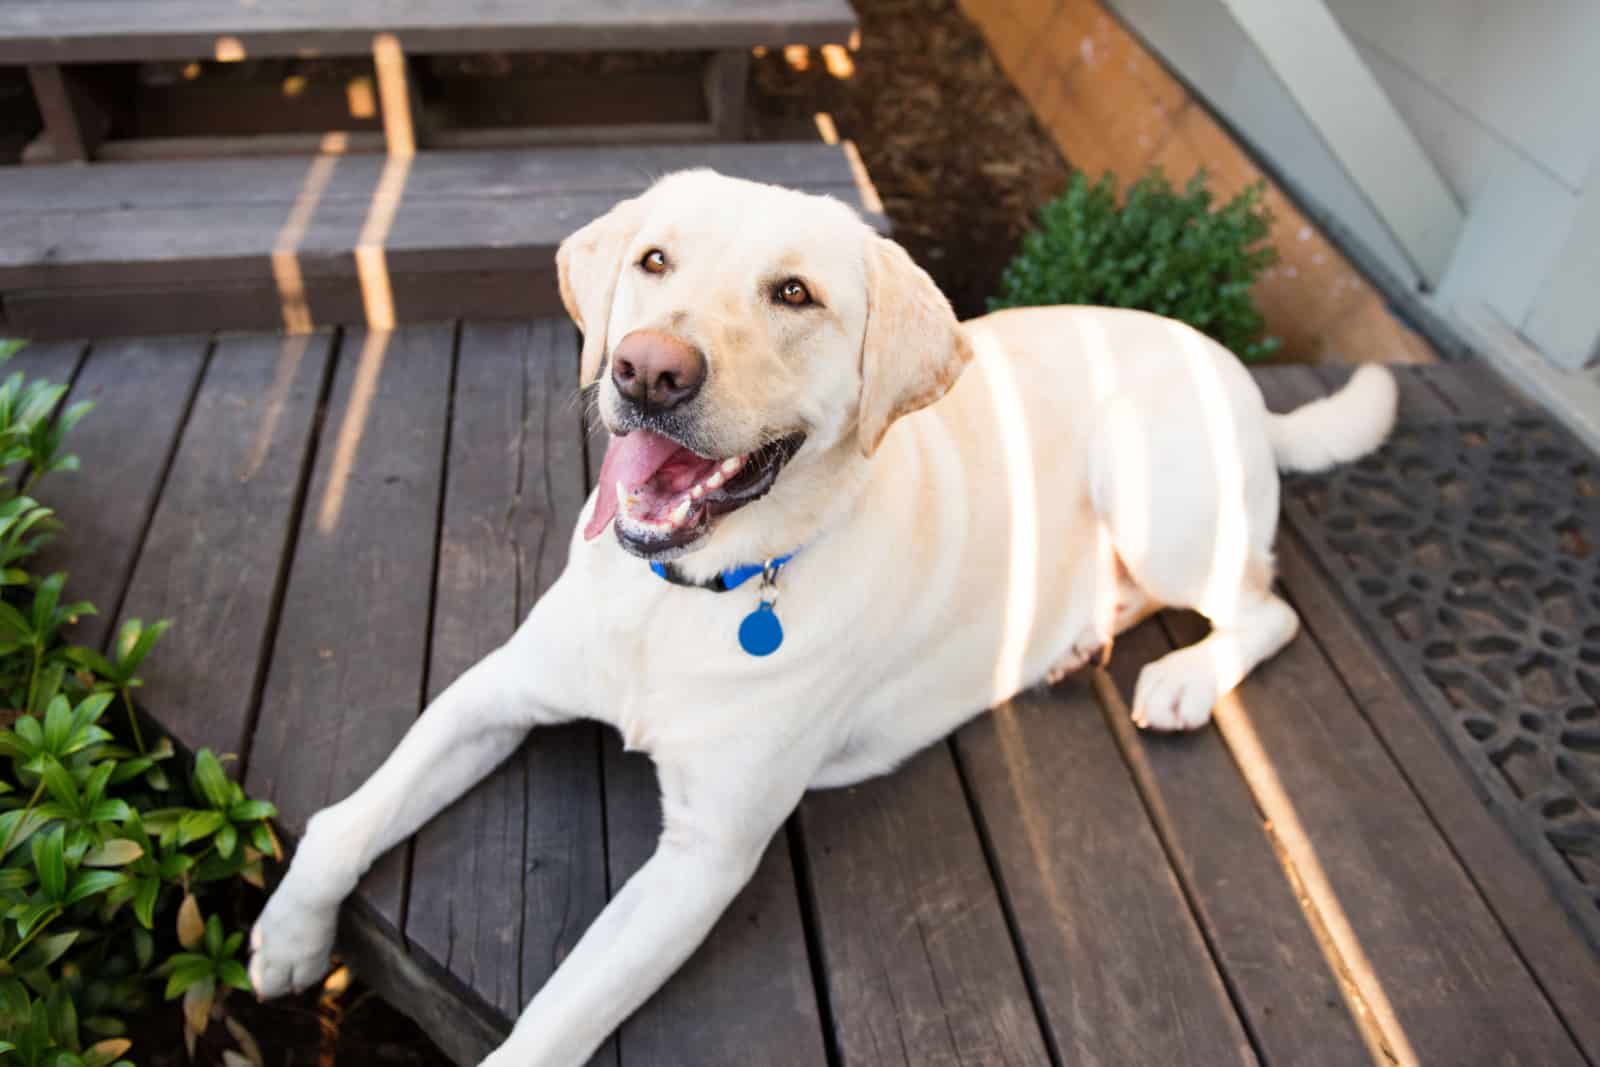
top-left (15, 326), bottom-right (1600, 1066)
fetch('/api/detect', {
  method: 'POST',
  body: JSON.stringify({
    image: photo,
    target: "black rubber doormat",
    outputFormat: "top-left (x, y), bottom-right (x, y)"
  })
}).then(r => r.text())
top-left (1283, 413), bottom-right (1600, 949)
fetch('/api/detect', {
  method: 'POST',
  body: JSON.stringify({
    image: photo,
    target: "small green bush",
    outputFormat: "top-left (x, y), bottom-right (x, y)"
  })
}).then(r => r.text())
top-left (991, 169), bottom-right (1282, 362)
top-left (0, 348), bottom-right (278, 1065)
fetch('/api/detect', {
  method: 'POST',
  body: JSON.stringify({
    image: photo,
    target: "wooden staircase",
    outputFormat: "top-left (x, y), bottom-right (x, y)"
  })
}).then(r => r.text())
top-left (0, 0), bottom-right (863, 338)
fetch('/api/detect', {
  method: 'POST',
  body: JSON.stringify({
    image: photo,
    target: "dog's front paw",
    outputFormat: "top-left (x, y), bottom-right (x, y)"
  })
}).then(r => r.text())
top-left (249, 886), bottom-right (337, 998)
top-left (1131, 646), bottom-right (1219, 731)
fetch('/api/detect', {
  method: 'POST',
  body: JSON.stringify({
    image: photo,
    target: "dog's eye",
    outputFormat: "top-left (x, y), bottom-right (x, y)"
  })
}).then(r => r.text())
top-left (775, 279), bottom-right (813, 307)
top-left (640, 249), bottom-right (668, 275)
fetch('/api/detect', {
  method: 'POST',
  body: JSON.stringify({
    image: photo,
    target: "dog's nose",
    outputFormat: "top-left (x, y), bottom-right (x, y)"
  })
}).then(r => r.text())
top-left (611, 330), bottom-right (706, 412)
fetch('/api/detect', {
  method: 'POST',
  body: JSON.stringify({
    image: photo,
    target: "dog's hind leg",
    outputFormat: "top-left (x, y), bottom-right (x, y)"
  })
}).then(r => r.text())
top-left (1088, 367), bottom-right (1298, 730)
top-left (1128, 584), bottom-right (1298, 730)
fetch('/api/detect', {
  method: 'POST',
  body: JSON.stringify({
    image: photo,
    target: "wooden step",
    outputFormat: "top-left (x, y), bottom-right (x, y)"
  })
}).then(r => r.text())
top-left (0, 142), bottom-right (882, 338)
top-left (0, 1), bottom-right (856, 64)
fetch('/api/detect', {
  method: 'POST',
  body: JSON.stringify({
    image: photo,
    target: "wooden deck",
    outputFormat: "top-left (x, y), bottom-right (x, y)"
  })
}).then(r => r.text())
top-left (14, 329), bottom-right (1600, 1066)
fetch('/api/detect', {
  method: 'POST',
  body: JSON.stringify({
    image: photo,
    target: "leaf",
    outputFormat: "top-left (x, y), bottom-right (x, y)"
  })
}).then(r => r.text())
top-left (41, 696), bottom-right (72, 755)
top-left (85, 801), bottom-right (131, 825)
top-left (219, 959), bottom-right (252, 994)
top-left (0, 809), bottom-right (48, 858)
top-left (171, 892), bottom-right (204, 950)
top-left (83, 1039), bottom-right (132, 1067)
top-left (201, 914), bottom-right (223, 959)
top-left (132, 878), bottom-right (159, 930)
top-left (64, 870), bottom-right (126, 906)
top-left (182, 976), bottom-right (214, 1036)
top-left (58, 648), bottom-right (115, 680)
top-left (238, 860), bottom-right (264, 890)
top-left (190, 750), bottom-right (233, 812)
top-left (226, 800), bottom-right (276, 823)
top-left (80, 762), bottom-right (114, 807)
top-left (68, 693), bottom-right (112, 730)
top-left (30, 573), bottom-right (62, 637)
top-left (15, 900), bottom-right (59, 940)
top-left (131, 927), bottom-right (153, 970)
top-left (12, 930), bottom-right (77, 972)
top-left (118, 619), bottom-right (171, 675)
top-left (0, 600), bottom-right (32, 642)
top-left (32, 825), bottom-right (66, 901)
top-left (176, 810), bottom-right (225, 846)
top-left (214, 824), bottom-right (237, 860)
top-left (80, 839), bottom-right (142, 868)
top-left (163, 956), bottom-right (213, 1000)
top-left (37, 758), bottom-right (79, 812)
top-left (46, 981), bottom-right (78, 1052)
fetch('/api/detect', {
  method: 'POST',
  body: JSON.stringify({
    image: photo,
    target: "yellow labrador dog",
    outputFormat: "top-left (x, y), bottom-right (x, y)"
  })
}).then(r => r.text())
top-left (249, 170), bottom-right (1397, 1065)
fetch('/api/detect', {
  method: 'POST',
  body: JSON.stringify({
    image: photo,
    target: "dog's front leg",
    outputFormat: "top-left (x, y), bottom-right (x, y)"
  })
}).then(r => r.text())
top-left (250, 575), bottom-right (594, 998)
top-left (482, 741), bottom-right (821, 1067)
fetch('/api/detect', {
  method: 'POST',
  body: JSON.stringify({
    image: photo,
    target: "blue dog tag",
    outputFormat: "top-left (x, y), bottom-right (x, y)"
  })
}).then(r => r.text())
top-left (738, 602), bottom-right (784, 656)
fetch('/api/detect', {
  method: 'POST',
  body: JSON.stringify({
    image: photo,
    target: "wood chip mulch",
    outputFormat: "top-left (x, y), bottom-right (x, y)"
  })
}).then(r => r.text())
top-left (750, 0), bottom-right (1073, 317)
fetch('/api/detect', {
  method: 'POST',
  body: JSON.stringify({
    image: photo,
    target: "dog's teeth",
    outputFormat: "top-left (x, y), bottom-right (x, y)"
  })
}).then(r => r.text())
top-left (706, 471), bottom-right (725, 490)
top-left (721, 456), bottom-right (743, 475)
top-left (669, 499), bottom-right (691, 525)
top-left (691, 484), bottom-right (705, 499)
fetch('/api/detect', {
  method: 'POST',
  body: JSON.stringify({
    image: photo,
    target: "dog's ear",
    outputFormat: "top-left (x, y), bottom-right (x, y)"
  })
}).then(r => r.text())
top-left (856, 235), bottom-right (972, 457)
top-left (557, 195), bottom-right (647, 386)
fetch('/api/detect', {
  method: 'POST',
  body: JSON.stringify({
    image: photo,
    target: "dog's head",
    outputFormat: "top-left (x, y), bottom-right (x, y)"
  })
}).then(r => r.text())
top-left (562, 169), bottom-right (970, 563)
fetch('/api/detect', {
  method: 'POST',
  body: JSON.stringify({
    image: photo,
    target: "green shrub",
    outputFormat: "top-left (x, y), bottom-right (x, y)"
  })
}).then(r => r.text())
top-left (990, 169), bottom-right (1282, 362)
top-left (0, 348), bottom-right (278, 1065)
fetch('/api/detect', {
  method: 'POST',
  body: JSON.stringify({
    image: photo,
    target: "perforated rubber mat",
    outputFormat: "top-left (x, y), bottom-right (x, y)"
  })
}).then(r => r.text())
top-left (1283, 413), bottom-right (1600, 947)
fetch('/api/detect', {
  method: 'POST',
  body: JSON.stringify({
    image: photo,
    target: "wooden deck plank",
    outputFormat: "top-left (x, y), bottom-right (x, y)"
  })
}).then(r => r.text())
top-left (0, 145), bottom-right (865, 215)
top-left (38, 335), bottom-right (209, 650)
top-left (954, 684), bottom-right (1255, 1067)
top-left (1407, 361), bottom-right (1533, 418)
top-left (246, 322), bottom-right (454, 932)
top-left (403, 321), bottom-right (612, 1055)
top-left (115, 331), bottom-right (332, 759)
top-left (1275, 536), bottom-right (1600, 1062)
top-left (1269, 361), bottom-right (1600, 1058)
top-left (1162, 602), bottom-right (1586, 1064)
top-left (1, 269), bottom-right (562, 343)
top-left (1095, 624), bottom-right (1374, 1067)
top-left (799, 744), bottom-right (1051, 1067)
top-left (0, 191), bottom-right (872, 291)
top-left (0, 0), bottom-right (858, 64)
top-left (603, 742), bottom-right (829, 1065)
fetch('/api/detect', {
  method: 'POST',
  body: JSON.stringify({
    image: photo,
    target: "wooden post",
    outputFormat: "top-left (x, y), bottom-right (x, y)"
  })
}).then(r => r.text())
top-left (27, 64), bottom-right (108, 163)
top-left (704, 50), bottom-right (750, 140)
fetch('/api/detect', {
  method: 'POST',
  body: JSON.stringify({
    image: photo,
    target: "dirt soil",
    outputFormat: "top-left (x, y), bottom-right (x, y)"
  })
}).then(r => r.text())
top-left (752, 0), bottom-right (1072, 317)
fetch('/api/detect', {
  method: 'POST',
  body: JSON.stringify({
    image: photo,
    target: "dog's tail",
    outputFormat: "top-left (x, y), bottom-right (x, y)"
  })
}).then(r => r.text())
top-left (1266, 364), bottom-right (1398, 473)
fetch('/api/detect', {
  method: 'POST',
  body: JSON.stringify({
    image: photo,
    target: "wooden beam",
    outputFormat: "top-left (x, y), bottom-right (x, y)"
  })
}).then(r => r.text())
top-left (1217, 0), bottom-right (1462, 287)
top-left (27, 64), bottom-right (108, 163)
top-left (704, 50), bottom-right (751, 139)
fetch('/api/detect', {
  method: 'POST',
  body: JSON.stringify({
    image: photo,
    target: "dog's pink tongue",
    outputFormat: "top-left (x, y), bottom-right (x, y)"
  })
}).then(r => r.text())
top-left (583, 430), bottom-right (685, 540)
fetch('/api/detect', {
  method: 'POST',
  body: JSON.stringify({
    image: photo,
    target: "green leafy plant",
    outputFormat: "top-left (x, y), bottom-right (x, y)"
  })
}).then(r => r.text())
top-left (0, 346), bottom-right (280, 1064)
top-left (991, 169), bottom-right (1282, 362)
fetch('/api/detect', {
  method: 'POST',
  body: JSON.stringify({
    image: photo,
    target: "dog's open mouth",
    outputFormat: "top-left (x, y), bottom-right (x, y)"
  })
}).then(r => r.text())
top-left (584, 429), bottom-right (806, 556)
